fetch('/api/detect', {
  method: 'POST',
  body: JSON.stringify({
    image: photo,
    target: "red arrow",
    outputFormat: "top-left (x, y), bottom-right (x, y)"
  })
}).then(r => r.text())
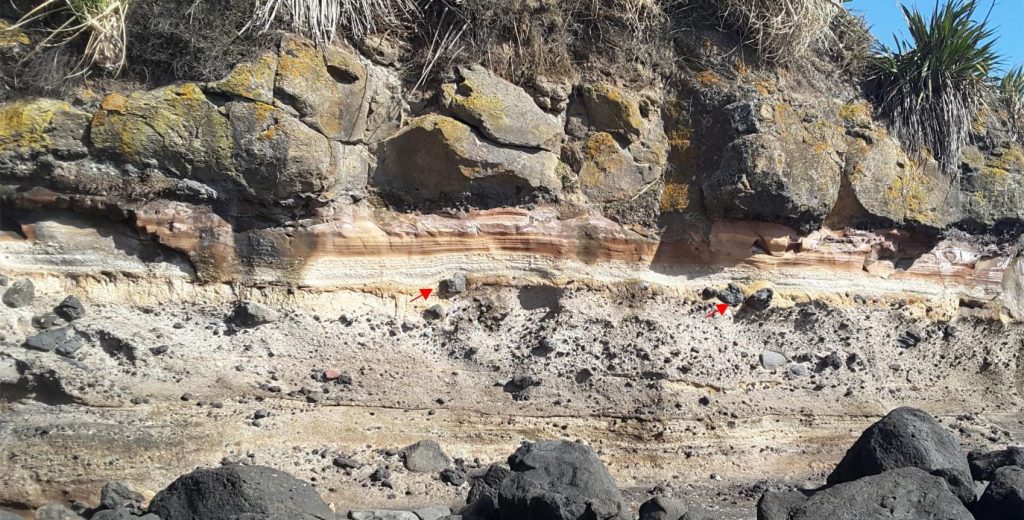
top-left (705, 303), bottom-right (729, 318)
top-left (410, 288), bottom-right (433, 302)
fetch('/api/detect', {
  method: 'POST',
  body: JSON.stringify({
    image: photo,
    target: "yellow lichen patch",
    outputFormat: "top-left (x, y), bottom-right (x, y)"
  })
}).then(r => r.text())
top-left (0, 101), bottom-right (55, 153)
top-left (100, 93), bottom-right (128, 112)
top-left (837, 101), bottom-right (871, 125)
top-left (885, 160), bottom-right (939, 224)
top-left (696, 71), bottom-right (722, 87)
top-left (208, 52), bottom-right (278, 103)
top-left (988, 144), bottom-right (1024, 172)
top-left (585, 132), bottom-right (619, 158)
top-left (90, 83), bottom-right (235, 173)
top-left (0, 20), bottom-right (29, 47)
top-left (660, 181), bottom-right (691, 212)
top-left (585, 84), bottom-right (644, 137)
top-left (754, 80), bottom-right (775, 96)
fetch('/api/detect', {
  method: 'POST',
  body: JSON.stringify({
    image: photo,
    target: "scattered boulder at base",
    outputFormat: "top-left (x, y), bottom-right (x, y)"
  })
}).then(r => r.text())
top-left (826, 407), bottom-right (975, 504)
top-left (497, 440), bottom-right (628, 520)
top-left (148, 464), bottom-right (334, 520)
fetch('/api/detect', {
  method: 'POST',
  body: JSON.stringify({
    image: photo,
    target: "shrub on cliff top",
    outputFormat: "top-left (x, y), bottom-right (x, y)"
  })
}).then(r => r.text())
top-left (865, 0), bottom-right (999, 173)
top-left (250, 0), bottom-right (415, 48)
top-left (999, 66), bottom-right (1024, 142)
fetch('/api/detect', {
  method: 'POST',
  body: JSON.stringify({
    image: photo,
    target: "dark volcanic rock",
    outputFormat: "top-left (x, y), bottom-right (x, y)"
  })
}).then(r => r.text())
top-left (785, 468), bottom-right (972, 520)
top-left (756, 491), bottom-right (808, 520)
top-left (24, 327), bottom-right (85, 356)
top-left (827, 407), bottom-right (974, 504)
top-left (226, 301), bottom-right (280, 328)
top-left (3, 278), bottom-right (34, 308)
top-left (92, 509), bottom-right (160, 520)
top-left (35, 504), bottom-right (83, 520)
top-left (402, 440), bottom-right (450, 473)
top-left (100, 481), bottom-right (144, 510)
top-left (55, 296), bottom-right (86, 321)
top-left (462, 464), bottom-right (510, 517)
top-left (716, 284), bottom-right (743, 306)
top-left (441, 467), bottom-right (467, 486)
top-left (638, 496), bottom-right (687, 520)
top-left (497, 440), bottom-right (628, 520)
top-left (974, 465), bottom-right (1024, 520)
top-left (148, 465), bottom-right (333, 520)
top-left (744, 288), bottom-right (774, 311)
top-left (32, 312), bottom-right (68, 329)
top-left (969, 447), bottom-right (1024, 481)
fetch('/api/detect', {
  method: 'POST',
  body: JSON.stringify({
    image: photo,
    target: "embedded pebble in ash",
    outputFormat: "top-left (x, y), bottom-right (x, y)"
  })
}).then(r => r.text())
top-left (440, 467), bottom-right (467, 486)
top-left (716, 284), bottom-right (744, 306)
top-left (744, 288), bottom-right (773, 311)
top-left (333, 456), bottom-right (362, 470)
top-left (760, 351), bottom-right (787, 370)
top-left (32, 312), bottom-right (68, 329)
top-left (423, 304), bottom-right (446, 321)
top-left (369, 466), bottom-right (391, 482)
top-left (440, 273), bottom-right (467, 295)
top-left (55, 296), bottom-right (86, 321)
top-left (896, 328), bottom-right (923, 348)
top-left (401, 440), bottom-right (451, 473)
top-left (2, 279), bottom-right (35, 308)
top-left (226, 301), bottom-right (280, 328)
top-left (24, 327), bottom-right (85, 357)
top-left (786, 363), bottom-right (809, 378)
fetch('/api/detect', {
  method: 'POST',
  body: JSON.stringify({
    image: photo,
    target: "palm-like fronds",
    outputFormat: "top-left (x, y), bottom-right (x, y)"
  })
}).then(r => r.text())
top-left (866, 0), bottom-right (1000, 172)
top-left (1000, 66), bottom-right (1024, 141)
top-left (250, 0), bottom-right (416, 48)
top-left (3, 0), bottom-right (128, 75)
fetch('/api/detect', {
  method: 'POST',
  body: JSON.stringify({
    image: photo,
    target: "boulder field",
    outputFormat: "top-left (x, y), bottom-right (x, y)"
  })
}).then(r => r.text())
top-left (5, 409), bottom-right (1024, 520)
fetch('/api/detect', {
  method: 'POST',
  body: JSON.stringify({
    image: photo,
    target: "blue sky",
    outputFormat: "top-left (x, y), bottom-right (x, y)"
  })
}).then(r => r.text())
top-left (845, 0), bottom-right (1024, 74)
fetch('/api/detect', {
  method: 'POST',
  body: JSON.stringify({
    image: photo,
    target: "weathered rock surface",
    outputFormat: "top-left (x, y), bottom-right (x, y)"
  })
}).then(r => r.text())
top-left (205, 52), bottom-right (278, 104)
top-left (843, 131), bottom-right (958, 228)
top-left (374, 114), bottom-right (560, 204)
top-left (756, 491), bottom-right (807, 520)
top-left (276, 35), bottom-right (366, 142)
top-left (497, 440), bottom-right (628, 520)
top-left (55, 296), bottom-right (85, 322)
top-left (90, 83), bottom-right (238, 185)
top-left (973, 465), bottom-right (1024, 520)
top-left (226, 101), bottom-right (337, 203)
top-left (702, 133), bottom-right (841, 232)
top-left (148, 465), bottom-right (333, 520)
top-left (401, 440), bottom-right (450, 473)
top-left (827, 407), bottom-right (974, 504)
top-left (774, 468), bottom-right (972, 520)
top-left (638, 496), bottom-right (687, 520)
top-left (0, 99), bottom-right (90, 170)
top-left (24, 327), bottom-right (84, 356)
top-left (442, 65), bottom-right (562, 151)
top-left (3, 279), bottom-right (34, 308)
top-left (227, 301), bottom-right (280, 328)
top-left (578, 132), bottom-right (657, 203)
top-left (970, 447), bottom-right (1024, 481)
top-left (35, 503), bottom-right (82, 520)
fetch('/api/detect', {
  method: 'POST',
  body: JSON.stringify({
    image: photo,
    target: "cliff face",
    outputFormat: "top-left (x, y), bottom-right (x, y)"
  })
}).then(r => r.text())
top-left (2, 7), bottom-right (1024, 517)
top-left (0, 22), bottom-right (1022, 318)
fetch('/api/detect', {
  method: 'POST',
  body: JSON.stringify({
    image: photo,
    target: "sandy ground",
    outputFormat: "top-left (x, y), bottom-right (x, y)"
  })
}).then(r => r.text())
top-left (2, 278), bottom-right (1022, 518)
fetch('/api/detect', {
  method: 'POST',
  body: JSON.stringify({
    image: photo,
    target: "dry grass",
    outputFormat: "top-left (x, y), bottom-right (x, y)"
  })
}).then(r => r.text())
top-left (709, 0), bottom-right (842, 65)
top-left (250, 0), bottom-right (416, 48)
top-left (5, 0), bottom-right (128, 75)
